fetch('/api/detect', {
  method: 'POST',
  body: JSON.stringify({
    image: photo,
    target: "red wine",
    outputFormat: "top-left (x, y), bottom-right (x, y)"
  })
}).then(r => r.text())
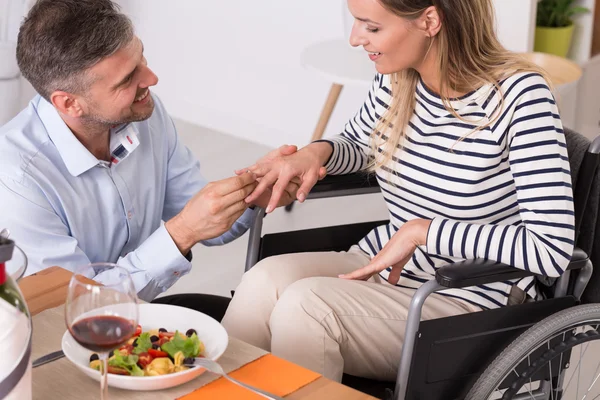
top-left (70, 316), bottom-right (135, 352)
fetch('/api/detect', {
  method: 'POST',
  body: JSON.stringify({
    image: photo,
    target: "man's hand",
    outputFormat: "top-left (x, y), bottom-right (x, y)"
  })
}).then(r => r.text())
top-left (165, 173), bottom-right (257, 255)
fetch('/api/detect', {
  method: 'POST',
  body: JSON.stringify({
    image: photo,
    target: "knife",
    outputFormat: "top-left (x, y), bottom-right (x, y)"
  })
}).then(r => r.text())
top-left (32, 350), bottom-right (65, 368)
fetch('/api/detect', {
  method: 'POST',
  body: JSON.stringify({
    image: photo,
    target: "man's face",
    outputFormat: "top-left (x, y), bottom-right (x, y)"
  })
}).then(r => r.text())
top-left (80, 37), bottom-right (159, 126)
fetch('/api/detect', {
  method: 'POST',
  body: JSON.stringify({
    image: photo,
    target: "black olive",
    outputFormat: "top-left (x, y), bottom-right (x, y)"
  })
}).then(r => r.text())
top-left (158, 328), bottom-right (167, 333)
top-left (150, 335), bottom-right (159, 343)
top-left (132, 338), bottom-right (138, 347)
top-left (89, 353), bottom-right (99, 362)
top-left (186, 329), bottom-right (197, 337)
top-left (152, 344), bottom-right (160, 350)
top-left (108, 350), bottom-right (114, 358)
top-left (183, 357), bottom-right (194, 365)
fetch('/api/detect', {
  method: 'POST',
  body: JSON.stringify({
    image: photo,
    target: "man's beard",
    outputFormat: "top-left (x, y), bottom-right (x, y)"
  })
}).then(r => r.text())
top-left (81, 97), bottom-right (155, 128)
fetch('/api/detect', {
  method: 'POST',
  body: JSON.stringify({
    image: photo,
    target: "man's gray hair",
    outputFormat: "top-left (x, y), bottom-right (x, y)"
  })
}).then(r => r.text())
top-left (17, 0), bottom-right (134, 101)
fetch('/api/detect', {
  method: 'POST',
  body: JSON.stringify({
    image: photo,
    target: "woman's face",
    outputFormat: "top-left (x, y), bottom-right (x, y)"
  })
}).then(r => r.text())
top-left (347, 0), bottom-right (429, 75)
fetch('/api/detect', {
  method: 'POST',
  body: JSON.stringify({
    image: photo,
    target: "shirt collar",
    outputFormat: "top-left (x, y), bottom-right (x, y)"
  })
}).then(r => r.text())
top-left (37, 98), bottom-right (100, 177)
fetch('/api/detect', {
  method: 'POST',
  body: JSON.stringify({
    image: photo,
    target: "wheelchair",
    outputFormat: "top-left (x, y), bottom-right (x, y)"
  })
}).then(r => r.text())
top-left (242, 128), bottom-right (600, 400)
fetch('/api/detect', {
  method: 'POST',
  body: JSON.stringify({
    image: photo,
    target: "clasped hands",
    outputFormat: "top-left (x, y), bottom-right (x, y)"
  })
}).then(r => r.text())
top-left (168, 143), bottom-right (431, 283)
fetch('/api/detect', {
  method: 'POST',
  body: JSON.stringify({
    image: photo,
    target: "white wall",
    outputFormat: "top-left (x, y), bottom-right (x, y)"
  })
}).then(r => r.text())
top-left (494, 0), bottom-right (537, 53)
top-left (116, 0), bottom-right (351, 148)
top-left (0, 0), bottom-right (28, 42)
top-left (117, 0), bottom-right (538, 149)
top-left (1, 0), bottom-right (31, 124)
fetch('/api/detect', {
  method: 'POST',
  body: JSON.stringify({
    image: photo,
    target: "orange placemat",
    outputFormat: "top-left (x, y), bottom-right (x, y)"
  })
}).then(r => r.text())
top-left (178, 354), bottom-right (321, 399)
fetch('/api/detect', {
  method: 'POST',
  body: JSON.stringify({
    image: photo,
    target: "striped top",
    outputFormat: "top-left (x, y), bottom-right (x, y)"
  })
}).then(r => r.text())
top-left (321, 72), bottom-right (575, 310)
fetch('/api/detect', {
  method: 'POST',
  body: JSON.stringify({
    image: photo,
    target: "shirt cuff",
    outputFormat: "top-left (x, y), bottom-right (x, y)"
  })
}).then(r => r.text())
top-left (426, 217), bottom-right (447, 256)
top-left (313, 139), bottom-right (339, 172)
top-left (237, 206), bottom-right (259, 228)
top-left (135, 224), bottom-right (192, 288)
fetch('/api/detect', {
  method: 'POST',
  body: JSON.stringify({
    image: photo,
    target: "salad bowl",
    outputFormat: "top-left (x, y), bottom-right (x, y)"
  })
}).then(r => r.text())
top-left (61, 303), bottom-right (229, 391)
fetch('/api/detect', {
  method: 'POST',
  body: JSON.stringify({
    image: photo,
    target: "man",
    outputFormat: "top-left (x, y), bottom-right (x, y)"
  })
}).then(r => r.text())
top-left (0, 0), bottom-right (297, 315)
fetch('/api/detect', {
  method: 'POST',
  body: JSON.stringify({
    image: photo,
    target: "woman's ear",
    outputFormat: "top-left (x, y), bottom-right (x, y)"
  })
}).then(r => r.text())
top-left (421, 5), bottom-right (442, 38)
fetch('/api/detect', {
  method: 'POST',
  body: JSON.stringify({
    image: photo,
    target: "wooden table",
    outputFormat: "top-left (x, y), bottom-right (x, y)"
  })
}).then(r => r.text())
top-left (19, 267), bottom-right (376, 400)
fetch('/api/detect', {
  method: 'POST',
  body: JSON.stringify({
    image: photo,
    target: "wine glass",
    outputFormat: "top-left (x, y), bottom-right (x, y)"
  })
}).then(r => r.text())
top-left (65, 263), bottom-right (139, 400)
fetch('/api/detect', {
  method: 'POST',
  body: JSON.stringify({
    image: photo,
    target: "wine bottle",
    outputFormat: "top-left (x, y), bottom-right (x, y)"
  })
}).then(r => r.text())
top-left (0, 238), bottom-right (32, 400)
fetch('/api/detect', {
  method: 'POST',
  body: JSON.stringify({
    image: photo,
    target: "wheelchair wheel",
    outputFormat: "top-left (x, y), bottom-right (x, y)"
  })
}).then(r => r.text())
top-left (466, 304), bottom-right (600, 400)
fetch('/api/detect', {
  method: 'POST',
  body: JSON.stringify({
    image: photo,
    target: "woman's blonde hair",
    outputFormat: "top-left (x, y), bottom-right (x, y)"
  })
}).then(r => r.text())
top-left (370, 0), bottom-right (551, 170)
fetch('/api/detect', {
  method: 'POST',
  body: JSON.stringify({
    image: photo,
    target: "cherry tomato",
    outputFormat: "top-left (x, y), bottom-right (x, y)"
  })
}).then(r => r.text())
top-left (158, 331), bottom-right (174, 339)
top-left (137, 352), bottom-right (154, 368)
top-left (133, 324), bottom-right (142, 337)
top-left (119, 344), bottom-right (134, 355)
top-left (148, 349), bottom-right (169, 358)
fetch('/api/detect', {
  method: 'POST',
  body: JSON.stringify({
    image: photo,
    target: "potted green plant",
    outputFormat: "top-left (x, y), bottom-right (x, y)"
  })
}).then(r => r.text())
top-left (534, 0), bottom-right (590, 57)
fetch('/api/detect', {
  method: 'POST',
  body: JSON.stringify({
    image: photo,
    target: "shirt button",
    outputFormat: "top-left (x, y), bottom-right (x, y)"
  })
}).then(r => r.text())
top-left (127, 211), bottom-right (133, 220)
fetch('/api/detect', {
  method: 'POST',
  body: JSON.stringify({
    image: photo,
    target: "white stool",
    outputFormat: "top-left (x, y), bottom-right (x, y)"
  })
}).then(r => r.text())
top-left (300, 38), bottom-right (375, 142)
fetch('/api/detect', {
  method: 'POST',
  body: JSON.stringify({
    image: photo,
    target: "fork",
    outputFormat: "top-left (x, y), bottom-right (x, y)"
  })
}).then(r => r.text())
top-left (184, 357), bottom-right (285, 400)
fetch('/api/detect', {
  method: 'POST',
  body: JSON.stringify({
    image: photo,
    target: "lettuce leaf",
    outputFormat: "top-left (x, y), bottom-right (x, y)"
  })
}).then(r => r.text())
top-left (161, 331), bottom-right (201, 359)
top-left (108, 354), bottom-right (144, 376)
top-left (133, 332), bottom-right (152, 355)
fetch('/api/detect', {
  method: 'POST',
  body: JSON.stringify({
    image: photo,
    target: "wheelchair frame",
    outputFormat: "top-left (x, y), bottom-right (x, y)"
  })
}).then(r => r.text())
top-left (242, 134), bottom-right (600, 400)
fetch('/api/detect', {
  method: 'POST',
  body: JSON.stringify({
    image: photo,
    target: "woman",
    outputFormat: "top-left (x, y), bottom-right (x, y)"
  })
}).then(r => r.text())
top-left (222, 0), bottom-right (574, 383)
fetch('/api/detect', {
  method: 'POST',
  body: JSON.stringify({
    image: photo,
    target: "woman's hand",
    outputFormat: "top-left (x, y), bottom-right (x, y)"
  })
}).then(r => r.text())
top-left (339, 219), bottom-right (432, 284)
top-left (236, 145), bottom-right (301, 210)
top-left (250, 177), bottom-right (301, 209)
top-left (237, 142), bottom-right (332, 213)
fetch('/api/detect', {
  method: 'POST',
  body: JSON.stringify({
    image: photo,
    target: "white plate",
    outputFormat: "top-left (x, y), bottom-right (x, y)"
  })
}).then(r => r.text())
top-left (61, 303), bottom-right (229, 391)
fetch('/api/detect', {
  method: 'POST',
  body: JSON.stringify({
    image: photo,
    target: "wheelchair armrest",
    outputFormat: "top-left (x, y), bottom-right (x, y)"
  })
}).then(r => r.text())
top-left (566, 247), bottom-right (590, 270)
top-left (307, 173), bottom-right (380, 199)
top-left (435, 260), bottom-right (535, 288)
top-left (435, 247), bottom-right (589, 289)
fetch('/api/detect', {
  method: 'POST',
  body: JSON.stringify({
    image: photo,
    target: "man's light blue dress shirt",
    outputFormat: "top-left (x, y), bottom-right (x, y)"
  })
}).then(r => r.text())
top-left (0, 94), bottom-right (255, 300)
